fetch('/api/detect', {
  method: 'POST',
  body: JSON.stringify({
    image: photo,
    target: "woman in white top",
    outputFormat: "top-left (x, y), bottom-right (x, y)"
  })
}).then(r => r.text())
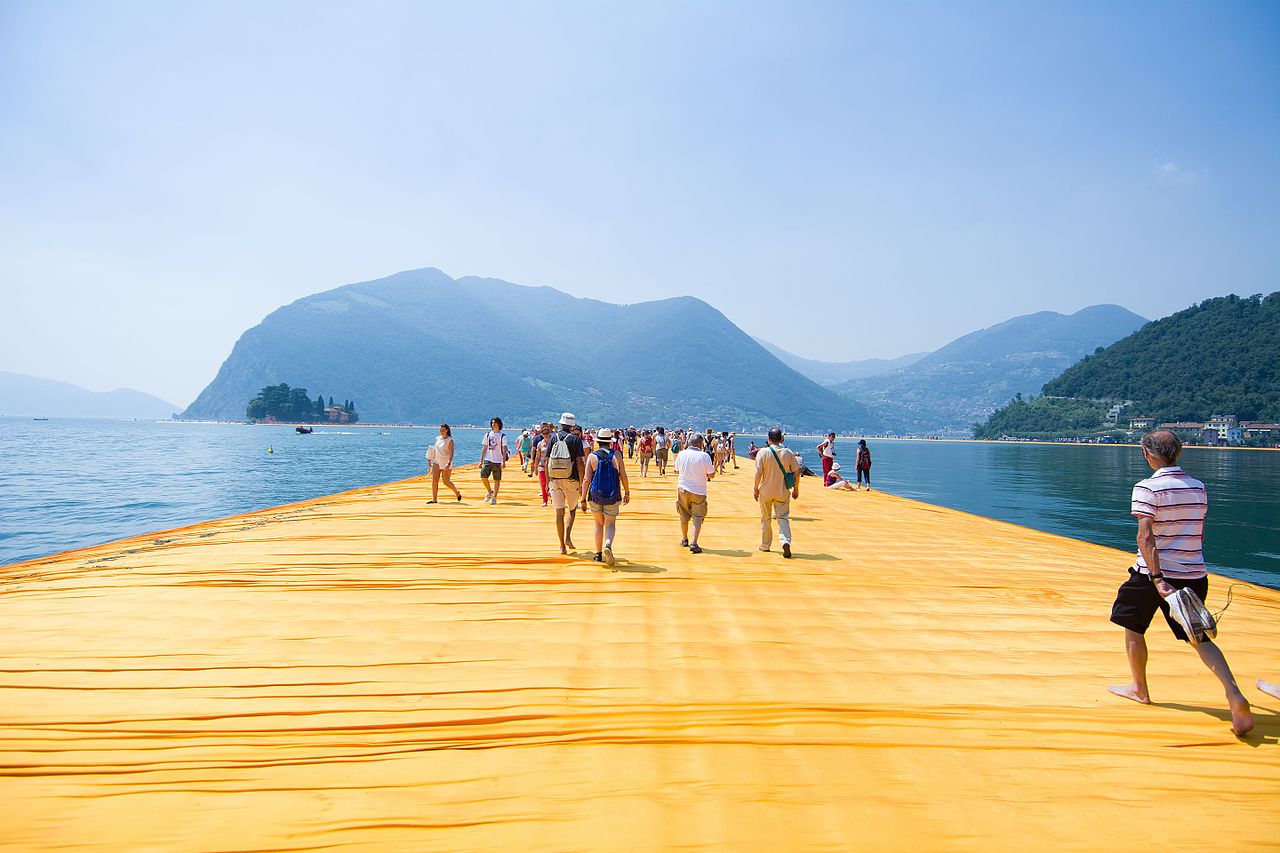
top-left (428, 423), bottom-right (462, 503)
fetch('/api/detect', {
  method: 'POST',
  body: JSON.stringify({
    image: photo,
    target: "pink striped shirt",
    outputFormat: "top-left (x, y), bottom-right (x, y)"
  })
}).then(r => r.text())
top-left (1131, 466), bottom-right (1208, 579)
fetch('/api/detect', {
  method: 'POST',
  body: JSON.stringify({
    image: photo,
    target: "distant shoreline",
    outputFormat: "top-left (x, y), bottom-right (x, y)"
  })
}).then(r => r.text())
top-left (156, 420), bottom-right (1278, 450)
top-left (751, 433), bottom-right (1277, 451)
top-left (162, 419), bottom-right (442, 429)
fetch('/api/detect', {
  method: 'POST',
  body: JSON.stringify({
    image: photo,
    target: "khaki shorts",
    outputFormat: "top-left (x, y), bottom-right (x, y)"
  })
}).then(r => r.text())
top-left (655, 448), bottom-right (669, 462)
top-left (549, 477), bottom-right (579, 510)
top-left (676, 488), bottom-right (708, 521)
top-left (480, 460), bottom-right (504, 481)
top-left (587, 500), bottom-right (621, 517)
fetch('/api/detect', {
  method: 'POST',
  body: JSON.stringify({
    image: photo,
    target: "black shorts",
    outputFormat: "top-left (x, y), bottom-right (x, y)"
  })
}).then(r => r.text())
top-left (1109, 568), bottom-right (1209, 642)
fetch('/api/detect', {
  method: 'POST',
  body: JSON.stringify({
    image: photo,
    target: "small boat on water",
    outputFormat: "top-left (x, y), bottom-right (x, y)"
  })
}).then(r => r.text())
top-left (295, 426), bottom-right (314, 434)
top-left (33, 417), bottom-right (49, 421)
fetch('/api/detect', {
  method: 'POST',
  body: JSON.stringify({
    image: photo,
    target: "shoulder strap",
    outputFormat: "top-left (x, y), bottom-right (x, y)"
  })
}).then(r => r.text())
top-left (767, 445), bottom-right (790, 473)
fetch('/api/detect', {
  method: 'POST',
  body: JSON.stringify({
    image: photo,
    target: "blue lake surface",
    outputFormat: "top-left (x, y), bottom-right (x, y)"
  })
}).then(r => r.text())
top-left (2, 418), bottom-right (1277, 589)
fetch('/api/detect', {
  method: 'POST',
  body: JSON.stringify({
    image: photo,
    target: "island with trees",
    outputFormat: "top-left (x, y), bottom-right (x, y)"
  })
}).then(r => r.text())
top-left (245, 384), bottom-right (359, 424)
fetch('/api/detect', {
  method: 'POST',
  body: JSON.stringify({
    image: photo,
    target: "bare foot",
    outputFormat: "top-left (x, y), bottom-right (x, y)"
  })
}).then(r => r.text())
top-left (1108, 684), bottom-right (1151, 704)
top-left (559, 546), bottom-right (568, 555)
top-left (1229, 693), bottom-right (1255, 736)
top-left (565, 540), bottom-right (575, 550)
top-left (1258, 679), bottom-right (1280, 701)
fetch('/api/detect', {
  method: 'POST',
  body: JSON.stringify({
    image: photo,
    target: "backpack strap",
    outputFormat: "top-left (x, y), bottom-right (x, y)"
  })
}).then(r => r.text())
top-left (767, 445), bottom-right (794, 486)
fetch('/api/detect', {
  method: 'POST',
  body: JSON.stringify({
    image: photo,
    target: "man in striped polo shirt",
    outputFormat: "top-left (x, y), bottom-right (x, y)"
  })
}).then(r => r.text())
top-left (1108, 431), bottom-right (1253, 736)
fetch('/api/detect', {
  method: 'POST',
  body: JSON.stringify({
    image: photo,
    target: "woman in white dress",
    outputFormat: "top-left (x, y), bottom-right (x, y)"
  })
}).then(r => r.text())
top-left (428, 423), bottom-right (462, 503)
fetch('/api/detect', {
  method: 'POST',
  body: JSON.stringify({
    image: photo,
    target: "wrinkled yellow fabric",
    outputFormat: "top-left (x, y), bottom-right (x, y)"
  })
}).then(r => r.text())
top-left (2, 460), bottom-right (1278, 852)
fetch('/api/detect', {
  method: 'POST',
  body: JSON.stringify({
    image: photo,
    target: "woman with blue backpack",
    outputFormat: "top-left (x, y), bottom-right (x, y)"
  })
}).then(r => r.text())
top-left (579, 428), bottom-right (631, 567)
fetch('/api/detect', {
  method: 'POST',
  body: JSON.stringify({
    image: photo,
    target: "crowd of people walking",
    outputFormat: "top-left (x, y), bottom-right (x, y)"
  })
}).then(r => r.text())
top-left (423, 416), bottom-right (879, 566)
top-left (422, 420), bottom-right (1273, 736)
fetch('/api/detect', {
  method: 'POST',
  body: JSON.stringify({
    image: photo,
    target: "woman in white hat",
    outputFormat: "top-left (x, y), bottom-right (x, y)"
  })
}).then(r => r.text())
top-left (824, 460), bottom-right (856, 491)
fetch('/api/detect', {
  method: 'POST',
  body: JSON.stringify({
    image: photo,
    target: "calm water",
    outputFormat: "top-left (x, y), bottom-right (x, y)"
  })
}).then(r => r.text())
top-left (2, 418), bottom-right (1278, 588)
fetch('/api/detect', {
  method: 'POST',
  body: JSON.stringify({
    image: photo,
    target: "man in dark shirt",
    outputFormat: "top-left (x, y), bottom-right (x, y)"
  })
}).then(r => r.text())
top-left (549, 413), bottom-right (586, 555)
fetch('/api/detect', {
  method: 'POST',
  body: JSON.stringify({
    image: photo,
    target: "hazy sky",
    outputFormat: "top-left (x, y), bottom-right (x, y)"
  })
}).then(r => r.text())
top-left (2, 1), bottom-right (1277, 406)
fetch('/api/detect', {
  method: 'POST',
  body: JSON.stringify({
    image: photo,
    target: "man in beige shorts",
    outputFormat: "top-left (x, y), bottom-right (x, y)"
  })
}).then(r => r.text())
top-left (674, 433), bottom-right (715, 554)
top-left (547, 413), bottom-right (586, 555)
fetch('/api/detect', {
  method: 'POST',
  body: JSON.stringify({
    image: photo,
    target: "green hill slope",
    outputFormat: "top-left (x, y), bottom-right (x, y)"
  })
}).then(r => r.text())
top-left (975, 292), bottom-right (1280, 438)
top-left (182, 268), bottom-right (878, 432)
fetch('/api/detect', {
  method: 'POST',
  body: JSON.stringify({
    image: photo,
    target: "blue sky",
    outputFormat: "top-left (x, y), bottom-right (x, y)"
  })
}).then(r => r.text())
top-left (1, 0), bottom-right (1277, 406)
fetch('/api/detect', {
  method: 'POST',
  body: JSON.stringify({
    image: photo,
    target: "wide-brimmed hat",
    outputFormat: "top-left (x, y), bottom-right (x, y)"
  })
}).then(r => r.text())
top-left (560, 412), bottom-right (576, 427)
top-left (597, 428), bottom-right (614, 443)
top-left (831, 461), bottom-right (842, 471)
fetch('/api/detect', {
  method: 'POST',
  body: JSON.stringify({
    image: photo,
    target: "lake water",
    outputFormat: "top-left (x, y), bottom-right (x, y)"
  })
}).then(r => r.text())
top-left (2, 418), bottom-right (1277, 589)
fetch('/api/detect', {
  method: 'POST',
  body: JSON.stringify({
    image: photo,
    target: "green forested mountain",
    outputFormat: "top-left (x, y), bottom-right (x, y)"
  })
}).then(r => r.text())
top-left (972, 397), bottom-right (1112, 441)
top-left (975, 292), bottom-right (1280, 438)
top-left (182, 268), bottom-right (877, 432)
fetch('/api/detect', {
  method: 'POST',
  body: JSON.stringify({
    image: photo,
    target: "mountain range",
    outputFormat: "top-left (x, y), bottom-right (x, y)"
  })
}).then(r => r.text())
top-left (0, 372), bottom-right (177, 419)
top-left (181, 268), bottom-right (876, 432)
top-left (828, 305), bottom-right (1148, 434)
top-left (179, 267), bottom-right (1151, 434)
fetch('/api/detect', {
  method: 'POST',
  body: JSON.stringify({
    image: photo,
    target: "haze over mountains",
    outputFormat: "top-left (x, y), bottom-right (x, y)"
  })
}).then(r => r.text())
top-left (0, 372), bottom-right (177, 419)
top-left (830, 305), bottom-right (1148, 434)
top-left (753, 340), bottom-right (926, 385)
top-left (182, 268), bottom-right (876, 432)
top-left (766, 305), bottom-right (1147, 433)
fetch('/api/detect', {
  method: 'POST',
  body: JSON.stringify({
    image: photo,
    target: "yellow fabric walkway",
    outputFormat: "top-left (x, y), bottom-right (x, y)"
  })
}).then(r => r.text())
top-left (2, 459), bottom-right (1278, 851)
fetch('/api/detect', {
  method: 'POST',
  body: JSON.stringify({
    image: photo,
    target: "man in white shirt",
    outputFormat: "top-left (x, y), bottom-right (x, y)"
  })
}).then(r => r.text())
top-left (674, 433), bottom-right (715, 554)
top-left (816, 432), bottom-right (836, 480)
top-left (479, 416), bottom-right (509, 505)
top-left (1107, 430), bottom-right (1253, 736)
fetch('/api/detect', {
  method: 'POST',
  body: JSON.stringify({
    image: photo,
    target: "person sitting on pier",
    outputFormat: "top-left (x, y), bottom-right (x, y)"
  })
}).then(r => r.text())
top-left (824, 461), bottom-right (856, 491)
top-left (1107, 430), bottom-right (1253, 736)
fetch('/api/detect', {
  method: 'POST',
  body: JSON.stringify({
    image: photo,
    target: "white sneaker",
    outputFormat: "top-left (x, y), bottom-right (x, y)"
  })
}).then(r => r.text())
top-left (603, 544), bottom-right (615, 567)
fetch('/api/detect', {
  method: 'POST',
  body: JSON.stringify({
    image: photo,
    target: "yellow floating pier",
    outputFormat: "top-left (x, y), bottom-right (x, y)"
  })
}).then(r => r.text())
top-left (2, 461), bottom-right (1278, 851)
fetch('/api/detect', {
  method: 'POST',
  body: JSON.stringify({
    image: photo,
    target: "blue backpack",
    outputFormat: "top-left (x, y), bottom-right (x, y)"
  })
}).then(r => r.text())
top-left (589, 449), bottom-right (622, 505)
